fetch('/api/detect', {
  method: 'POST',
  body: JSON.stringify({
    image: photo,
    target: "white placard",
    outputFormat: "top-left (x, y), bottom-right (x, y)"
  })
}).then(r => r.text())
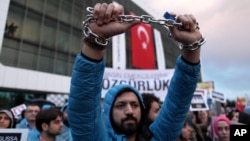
top-left (0, 129), bottom-right (28, 141)
top-left (190, 89), bottom-right (209, 111)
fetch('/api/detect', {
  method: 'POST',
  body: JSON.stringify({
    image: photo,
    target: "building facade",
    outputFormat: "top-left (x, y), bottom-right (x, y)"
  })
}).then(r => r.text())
top-left (0, 0), bottom-right (180, 108)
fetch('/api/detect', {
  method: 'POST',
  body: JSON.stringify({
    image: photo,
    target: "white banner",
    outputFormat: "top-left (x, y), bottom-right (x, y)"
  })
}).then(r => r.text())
top-left (0, 129), bottom-right (28, 141)
top-left (153, 29), bottom-right (166, 70)
top-left (102, 68), bottom-right (175, 101)
top-left (11, 104), bottom-right (26, 118)
top-left (211, 90), bottom-right (226, 103)
top-left (112, 33), bottom-right (126, 69)
top-left (112, 1), bottom-right (126, 69)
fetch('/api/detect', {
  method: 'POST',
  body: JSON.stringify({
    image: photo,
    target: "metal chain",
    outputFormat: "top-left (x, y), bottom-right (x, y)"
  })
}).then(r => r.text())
top-left (82, 7), bottom-right (203, 50)
top-left (179, 35), bottom-right (206, 51)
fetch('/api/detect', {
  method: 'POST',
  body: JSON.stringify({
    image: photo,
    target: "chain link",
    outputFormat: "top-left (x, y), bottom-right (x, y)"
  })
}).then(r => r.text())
top-left (83, 7), bottom-right (203, 50)
top-left (179, 35), bottom-right (206, 51)
top-left (85, 7), bottom-right (183, 27)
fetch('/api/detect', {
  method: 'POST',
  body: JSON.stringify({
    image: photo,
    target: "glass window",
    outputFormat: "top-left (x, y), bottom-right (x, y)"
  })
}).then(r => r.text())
top-left (59, 0), bottom-right (72, 23)
top-left (45, 0), bottom-right (59, 19)
top-left (22, 12), bottom-right (42, 43)
top-left (42, 18), bottom-right (57, 48)
top-left (70, 28), bottom-right (81, 54)
top-left (19, 43), bottom-right (38, 70)
top-left (6, 4), bottom-right (25, 38)
top-left (2, 38), bottom-right (20, 50)
top-left (26, 0), bottom-right (44, 12)
top-left (11, 0), bottom-right (26, 6)
top-left (72, 6), bottom-right (83, 27)
top-left (0, 45), bottom-right (19, 67)
top-left (0, 38), bottom-right (20, 67)
top-left (57, 24), bottom-right (70, 52)
top-left (0, 90), bottom-right (46, 109)
top-left (39, 48), bottom-right (54, 73)
top-left (54, 52), bottom-right (68, 75)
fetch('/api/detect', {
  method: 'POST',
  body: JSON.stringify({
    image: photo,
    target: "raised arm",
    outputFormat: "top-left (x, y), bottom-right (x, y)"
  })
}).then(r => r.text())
top-left (68, 3), bottom-right (137, 141)
top-left (150, 14), bottom-right (205, 140)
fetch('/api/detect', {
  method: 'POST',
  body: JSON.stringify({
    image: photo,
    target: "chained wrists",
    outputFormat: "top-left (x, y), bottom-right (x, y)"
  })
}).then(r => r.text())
top-left (179, 36), bottom-right (206, 51)
top-left (84, 37), bottom-right (107, 50)
top-left (82, 7), bottom-right (206, 51)
top-left (82, 20), bottom-right (110, 50)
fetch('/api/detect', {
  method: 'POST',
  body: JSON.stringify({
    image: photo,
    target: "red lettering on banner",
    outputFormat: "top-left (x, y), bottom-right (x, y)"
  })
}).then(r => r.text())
top-left (130, 21), bottom-right (156, 69)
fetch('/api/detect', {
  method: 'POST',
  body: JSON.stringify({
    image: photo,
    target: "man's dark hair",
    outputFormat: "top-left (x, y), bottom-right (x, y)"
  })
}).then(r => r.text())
top-left (26, 103), bottom-right (41, 110)
top-left (36, 108), bottom-right (62, 132)
top-left (141, 93), bottom-right (161, 118)
top-left (27, 103), bottom-right (40, 107)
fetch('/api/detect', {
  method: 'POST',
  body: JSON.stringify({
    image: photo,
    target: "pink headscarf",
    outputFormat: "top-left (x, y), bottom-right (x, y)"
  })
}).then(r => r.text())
top-left (213, 115), bottom-right (231, 137)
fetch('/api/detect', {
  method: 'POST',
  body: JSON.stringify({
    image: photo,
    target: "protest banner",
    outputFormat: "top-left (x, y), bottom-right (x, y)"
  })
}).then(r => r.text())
top-left (0, 129), bottom-right (28, 141)
top-left (102, 68), bottom-right (174, 101)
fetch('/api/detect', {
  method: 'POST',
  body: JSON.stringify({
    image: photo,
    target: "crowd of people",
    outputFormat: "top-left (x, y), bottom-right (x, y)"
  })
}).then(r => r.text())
top-left (0, 102), bottom-right (71, 141)
top-left (2, 2), bottom-right (249, 141)
top-left (2, 98), bottom-right (250, 141)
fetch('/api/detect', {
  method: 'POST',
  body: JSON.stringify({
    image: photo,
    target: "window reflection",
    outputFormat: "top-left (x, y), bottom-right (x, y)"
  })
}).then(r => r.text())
top-left (0, 90), bottom-right (46, 109)
top-left (45, 1), bottom-right (59, 19)
top-left (1, 0), bottom-right (93, 76)
top-left (43, 18), bottom-right (56, 48)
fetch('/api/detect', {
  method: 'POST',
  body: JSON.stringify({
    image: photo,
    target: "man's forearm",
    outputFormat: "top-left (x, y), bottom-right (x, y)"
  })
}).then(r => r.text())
top-left (81, 42), bottom-right (105, 61)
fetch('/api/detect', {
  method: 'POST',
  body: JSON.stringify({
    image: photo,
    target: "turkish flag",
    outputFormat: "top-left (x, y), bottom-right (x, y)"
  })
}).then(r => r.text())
top-left (236, 97), bottom-right (245, 112)
top-left (130, 23), bottom-right (156, 69)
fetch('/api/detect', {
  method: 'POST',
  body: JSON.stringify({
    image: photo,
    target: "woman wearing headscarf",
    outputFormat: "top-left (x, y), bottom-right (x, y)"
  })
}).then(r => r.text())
top-left (0, 108), bottom-right (16, 128)
top-left (213, 115), bottom-right (231, 141)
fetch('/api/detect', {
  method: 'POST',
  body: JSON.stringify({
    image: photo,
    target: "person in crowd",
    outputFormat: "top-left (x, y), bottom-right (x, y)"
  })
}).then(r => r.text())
top-left (244, 106), bottom-right (250, 115)
top-left (177, 115), bottom-right (197, 141)
top-left (141, 93), bottom-right (161, 126)
top-left (227, 109), bottom-right (250, 124)
top-left (57, 102), bottom-right (72, 141)
top-left (192, 110), bottom-right (212, 141)
top-left (227, 109), bottom-right (239, 123)
top-left (16, 103), bottom-right (41, 140)
top-left (0, 108), bottom-right (16, 128)
top-left (197, 110), bottom-right (210, 124)
top-left (187, 112), bottom-right (205, 141)
top-left (220, 103), bottom-right (227, 115)
top-left (141, 93), bottom-right (162, 139)
top-left (68, 2), bottom-right (204, 141)
top-left (16, 103), bottom-right (40, 130)
top-left (30, 108), bottom-right (63, 141)
top-left (213, 115), bottom-right (230, 141)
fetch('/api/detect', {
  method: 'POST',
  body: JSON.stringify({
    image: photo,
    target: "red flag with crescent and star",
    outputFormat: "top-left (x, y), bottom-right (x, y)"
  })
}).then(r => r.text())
top-left (130, 15), bottom-right (156, 69)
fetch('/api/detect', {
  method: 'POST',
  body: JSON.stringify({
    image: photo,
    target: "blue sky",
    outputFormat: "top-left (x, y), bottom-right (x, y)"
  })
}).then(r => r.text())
top-left (131, 0), bottom-right (250, 100)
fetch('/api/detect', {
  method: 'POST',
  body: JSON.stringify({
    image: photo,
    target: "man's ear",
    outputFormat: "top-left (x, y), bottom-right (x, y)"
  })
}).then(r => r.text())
top-left (41, 123), bottom-right (49, 131)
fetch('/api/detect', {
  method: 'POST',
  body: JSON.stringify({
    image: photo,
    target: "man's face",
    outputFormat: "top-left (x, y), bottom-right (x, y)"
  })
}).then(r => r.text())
top-left (25, 105), bottom-right (40, 122)
top-left (148, 101), bottom-right (160, 122)
top-left (112, 91), bottom-right (141, 136)
top-left (46, 116), bottom-right (63, 136)
top-left (0, 113), bottom-right (11, 128)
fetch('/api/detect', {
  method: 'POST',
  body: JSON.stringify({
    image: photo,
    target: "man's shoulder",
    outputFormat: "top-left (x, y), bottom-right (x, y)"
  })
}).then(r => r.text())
top-left (16, 119), bottom-right (27, 128)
